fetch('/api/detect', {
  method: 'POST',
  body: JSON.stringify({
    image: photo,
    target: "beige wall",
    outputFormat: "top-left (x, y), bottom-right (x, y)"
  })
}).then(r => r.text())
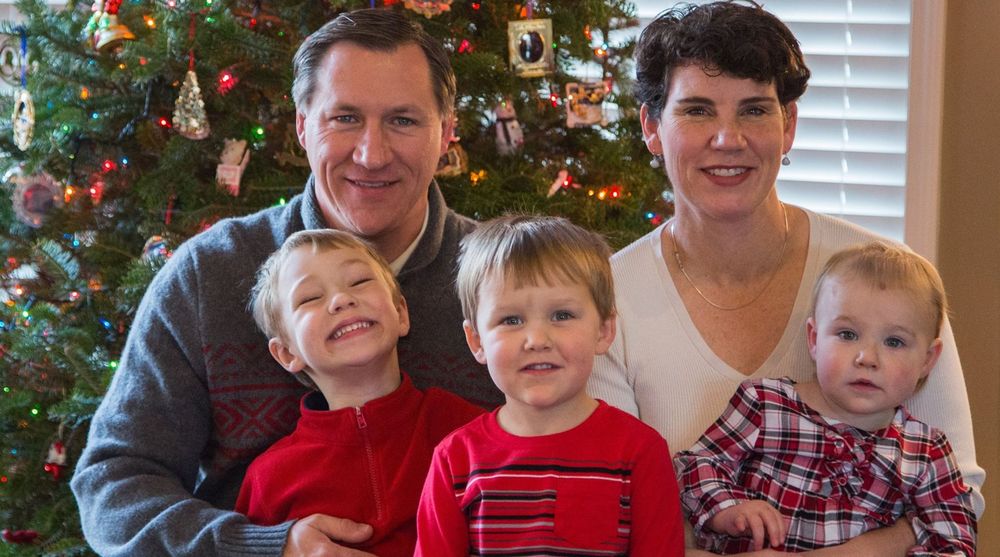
top-left (940, 1), bottom-right (1000, 551)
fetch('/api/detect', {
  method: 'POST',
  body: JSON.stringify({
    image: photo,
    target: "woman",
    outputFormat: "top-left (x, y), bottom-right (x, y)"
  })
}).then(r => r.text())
top-left (588, 2), bottom-right (984, 555)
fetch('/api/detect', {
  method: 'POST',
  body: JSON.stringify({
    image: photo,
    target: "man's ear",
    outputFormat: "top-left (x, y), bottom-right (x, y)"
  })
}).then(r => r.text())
top-left (438, 114), bottom-right (455, 157)
top-left (295, 110), bottom-right (308, 150)
top-left (463, 320), bottom-right (487, 365)
top-left (269, 337), bottom-right (305, 373)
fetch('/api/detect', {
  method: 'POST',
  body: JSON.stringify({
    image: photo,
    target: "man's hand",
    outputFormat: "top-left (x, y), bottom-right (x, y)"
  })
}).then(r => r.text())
top-left (282, 514), bottom-right (376, 557)
top-left (707, 500), bottom-right (786, 551)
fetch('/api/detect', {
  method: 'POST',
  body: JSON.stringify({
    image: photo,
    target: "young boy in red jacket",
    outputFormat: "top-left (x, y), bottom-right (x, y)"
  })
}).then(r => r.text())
top-left (236, 229), bottom-right (482, 556)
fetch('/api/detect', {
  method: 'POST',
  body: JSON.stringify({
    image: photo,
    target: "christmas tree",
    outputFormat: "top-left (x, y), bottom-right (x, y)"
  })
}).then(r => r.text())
top-left (0, 0), bottom-right (667, 553)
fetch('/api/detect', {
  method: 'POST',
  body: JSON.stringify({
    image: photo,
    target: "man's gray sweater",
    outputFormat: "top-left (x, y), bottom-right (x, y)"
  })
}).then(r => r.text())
top-left (71, 178), bottom-right (501, 556)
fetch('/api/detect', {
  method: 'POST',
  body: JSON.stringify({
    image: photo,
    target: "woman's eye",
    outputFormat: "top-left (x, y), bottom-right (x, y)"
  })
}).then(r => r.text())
top-left (351, 277), bottom-right (373, 287)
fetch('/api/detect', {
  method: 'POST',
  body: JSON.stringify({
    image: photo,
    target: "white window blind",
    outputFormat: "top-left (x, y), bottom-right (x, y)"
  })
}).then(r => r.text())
top-left (634, 0), bottom-right (913, 241)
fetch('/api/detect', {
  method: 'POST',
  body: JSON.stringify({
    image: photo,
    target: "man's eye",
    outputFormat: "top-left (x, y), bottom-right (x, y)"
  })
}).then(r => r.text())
top-left (392, 116), bottom-right (416, 126)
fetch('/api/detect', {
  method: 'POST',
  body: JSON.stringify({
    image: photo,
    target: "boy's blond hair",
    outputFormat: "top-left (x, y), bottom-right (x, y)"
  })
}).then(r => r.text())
top-left (250, 230), bottom-right (402, 388)
top-left (811, 241), bottom-right (948, 338)
top-left (456, 215), bottom-right (615, 329)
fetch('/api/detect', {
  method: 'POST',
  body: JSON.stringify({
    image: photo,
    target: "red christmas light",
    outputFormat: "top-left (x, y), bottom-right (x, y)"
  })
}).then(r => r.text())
top-left (157, 116), bottom-right (172, 128)
top-left (101, 159), bottom-right (117, 172)
top-left (458, 39), bottom-right (473, 54)
top-left (217, 69), bottom-right (238, 95)
top-left (472, 2), bottom-right (481, 9)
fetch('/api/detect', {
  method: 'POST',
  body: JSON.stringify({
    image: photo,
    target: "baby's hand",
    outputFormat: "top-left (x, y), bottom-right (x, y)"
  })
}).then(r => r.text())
top-left (706, 500), bottom-right (786, 551)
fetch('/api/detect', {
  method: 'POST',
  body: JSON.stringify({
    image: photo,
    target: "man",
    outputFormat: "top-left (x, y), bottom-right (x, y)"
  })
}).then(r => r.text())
top-left (71, 10), bottom-right (501, 557)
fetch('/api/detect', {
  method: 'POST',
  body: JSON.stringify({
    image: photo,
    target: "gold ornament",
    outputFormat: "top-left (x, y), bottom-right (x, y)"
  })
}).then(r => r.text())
top-left (95, 13), bottom-right (136, 53)
top-left (11, 88), bottom-right (34, 151)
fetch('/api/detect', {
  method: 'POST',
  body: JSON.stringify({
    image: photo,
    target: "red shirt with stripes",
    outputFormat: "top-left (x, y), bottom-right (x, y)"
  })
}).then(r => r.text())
top-left (415, 401), bottom-right (684, 556)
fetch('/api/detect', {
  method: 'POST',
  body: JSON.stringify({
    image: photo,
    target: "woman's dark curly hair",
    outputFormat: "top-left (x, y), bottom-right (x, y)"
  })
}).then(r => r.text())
top-left (635, 1), bottom-right (810, 120)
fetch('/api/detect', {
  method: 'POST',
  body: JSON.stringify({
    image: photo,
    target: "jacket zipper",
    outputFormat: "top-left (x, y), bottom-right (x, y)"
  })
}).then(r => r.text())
top-left (356, 407), bottom-right (384, 521)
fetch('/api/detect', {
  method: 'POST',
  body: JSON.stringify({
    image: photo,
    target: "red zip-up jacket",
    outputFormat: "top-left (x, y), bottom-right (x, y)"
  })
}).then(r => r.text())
top-left (236, 373), bottom-right (484, 556)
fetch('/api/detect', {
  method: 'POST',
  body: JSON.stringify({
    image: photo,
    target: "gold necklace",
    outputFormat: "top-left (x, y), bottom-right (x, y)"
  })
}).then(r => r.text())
top-left (669, 202), bottom-right (789, 311)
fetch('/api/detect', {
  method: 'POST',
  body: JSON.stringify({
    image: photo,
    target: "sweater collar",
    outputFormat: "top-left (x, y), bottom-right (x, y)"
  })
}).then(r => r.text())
top-left (300, 175), bottom-right (448, 279)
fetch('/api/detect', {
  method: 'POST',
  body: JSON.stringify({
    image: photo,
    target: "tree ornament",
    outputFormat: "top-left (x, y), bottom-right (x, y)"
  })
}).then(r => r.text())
top-left (436, 144), bottom-right (468, 177)
top-left (565, 81), bottom-right (608, 127)
top-left (1, 529), bottom-right (39, 544)
top-left (216, 139), bottom-right (250, 195)
top-left (11, 29), bottom-right (33, 151)
top-left (4, 166), bottom-right (63, 228)
top-left (43, 441), bottom-right (67, 481)
top-left (404, 0), bottom-right (454, 18)
top-left (92, 0), bottom-right (136, 53)
top-left (12, 89), bottom-right (34, 152)
top-left (507, 17), bottom-right (554, 77)
top-left (141, 236), bottom-right (171, 263)
top-left (173, 70), bottom-right (210, 140)
top-left (493, 100), bottom-right (523, 155)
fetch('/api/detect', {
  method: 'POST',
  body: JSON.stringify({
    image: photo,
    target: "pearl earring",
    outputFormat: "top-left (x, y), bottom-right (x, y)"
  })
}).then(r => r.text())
top-left (650, 154), bottom-right (663, 169)
top-left (781, 154), bottom-right (791, 166)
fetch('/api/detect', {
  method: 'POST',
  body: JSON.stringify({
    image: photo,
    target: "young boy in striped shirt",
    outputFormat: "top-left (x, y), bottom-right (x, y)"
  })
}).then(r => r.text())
top-left (415, 215), bottom-right (684, 556)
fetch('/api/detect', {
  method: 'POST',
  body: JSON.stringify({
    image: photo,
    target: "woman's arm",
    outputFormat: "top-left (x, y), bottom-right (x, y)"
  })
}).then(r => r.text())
top-left (905, 317), bottom-right (985, 516)
top-left (589, 318), bottom-right (640, 416)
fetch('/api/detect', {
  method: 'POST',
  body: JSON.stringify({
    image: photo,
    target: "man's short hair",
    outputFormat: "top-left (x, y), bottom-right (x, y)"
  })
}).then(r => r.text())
top-left (456, 215), bottom-right (616, 329)
top-left (291, 8), bottom-right (456, 117)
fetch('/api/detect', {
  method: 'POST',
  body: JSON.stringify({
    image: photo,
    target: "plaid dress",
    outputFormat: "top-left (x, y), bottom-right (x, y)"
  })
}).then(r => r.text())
top-left (675, 378), bottom-right (976, 556)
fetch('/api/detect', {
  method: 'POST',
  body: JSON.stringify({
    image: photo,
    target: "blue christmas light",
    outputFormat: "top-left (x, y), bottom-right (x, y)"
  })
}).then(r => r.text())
top-left (99, 318), bottom-right (113, 330)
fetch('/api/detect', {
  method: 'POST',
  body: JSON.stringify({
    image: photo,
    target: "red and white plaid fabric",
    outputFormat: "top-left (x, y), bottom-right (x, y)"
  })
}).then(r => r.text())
top-left (675, 378), bottom-right (976, 556)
